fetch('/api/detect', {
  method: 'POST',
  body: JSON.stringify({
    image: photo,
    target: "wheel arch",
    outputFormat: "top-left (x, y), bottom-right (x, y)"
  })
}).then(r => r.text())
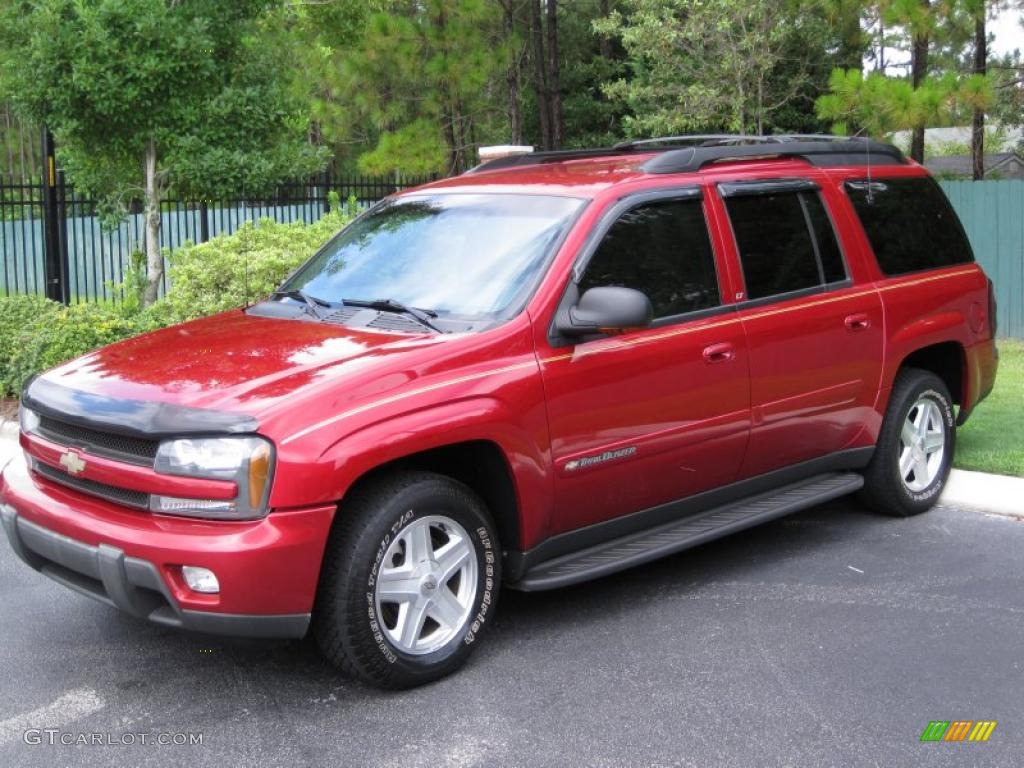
top-left (897, 341), bottom-right (966, 405)
top-left (341, 439), bottom-right (522, 561)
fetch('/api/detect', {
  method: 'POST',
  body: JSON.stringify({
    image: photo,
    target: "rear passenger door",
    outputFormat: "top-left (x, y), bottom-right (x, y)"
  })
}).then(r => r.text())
top-left (716, 178), bottom-right (884, 478)
top-left (538, 189), bottom-right (750, 534)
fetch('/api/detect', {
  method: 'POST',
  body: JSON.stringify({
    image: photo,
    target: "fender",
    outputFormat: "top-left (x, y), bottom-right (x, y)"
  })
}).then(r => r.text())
top-left (880, 311), bottom-right (969, 393)
top-left (272, 395), bottom-right (555, 551)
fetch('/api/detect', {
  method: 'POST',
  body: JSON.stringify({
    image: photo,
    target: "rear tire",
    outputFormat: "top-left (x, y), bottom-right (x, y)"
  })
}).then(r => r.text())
top-left (314, 471), bottom-right (500, 689)
top-left (860, 368), bottom-right (955, 517)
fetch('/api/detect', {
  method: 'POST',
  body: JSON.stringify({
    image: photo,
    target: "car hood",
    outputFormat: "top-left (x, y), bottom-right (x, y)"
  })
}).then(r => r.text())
top-left (34, 310), bottom-right (446, 420)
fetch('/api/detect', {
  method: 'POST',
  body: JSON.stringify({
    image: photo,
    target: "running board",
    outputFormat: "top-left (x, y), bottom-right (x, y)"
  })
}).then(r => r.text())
top-left (514, 472), bottom-right (864, 591)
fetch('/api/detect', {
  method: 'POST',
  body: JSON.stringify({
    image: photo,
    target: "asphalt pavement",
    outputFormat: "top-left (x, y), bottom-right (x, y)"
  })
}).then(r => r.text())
top-left (1, 487), bottom-right (1022, 767)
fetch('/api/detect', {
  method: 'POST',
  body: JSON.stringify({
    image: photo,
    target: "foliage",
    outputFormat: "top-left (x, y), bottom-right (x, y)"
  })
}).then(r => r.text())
top-left (0, 202), bottom-right (355, 395)
top-left (0, 294), bottom-right (61, 393)
top-left (0, 0), bottom-right (325, 202)
top-left (298, 0), bottom-right (505, 175)
top-left (0, 299), bottom-right (143, 396)
top-left (595, 0), bottom-right (839, 136)
top-left (0, 0), bottom-right (328, 303)
top-left (160, 206), bottom-right (354, 323)
top-left (817, 68), bottom-right (962, 136)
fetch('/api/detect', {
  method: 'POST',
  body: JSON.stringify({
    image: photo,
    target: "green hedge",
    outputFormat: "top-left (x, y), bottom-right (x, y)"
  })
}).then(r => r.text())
top-left (0, 206), bottom-right (353, 397)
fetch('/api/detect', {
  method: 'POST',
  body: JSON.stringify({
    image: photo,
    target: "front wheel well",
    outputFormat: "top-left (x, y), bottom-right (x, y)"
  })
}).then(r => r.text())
top-left (898, 342), bottom-right (966, 405)
top-left (341, 441), bottom-right (521, 555)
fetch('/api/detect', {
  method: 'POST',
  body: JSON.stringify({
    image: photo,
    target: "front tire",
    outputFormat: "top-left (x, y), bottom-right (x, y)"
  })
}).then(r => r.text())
top-left (314, 471), bottom-right (500, 689)
top-left (861, 368), bottom-right (955, 517)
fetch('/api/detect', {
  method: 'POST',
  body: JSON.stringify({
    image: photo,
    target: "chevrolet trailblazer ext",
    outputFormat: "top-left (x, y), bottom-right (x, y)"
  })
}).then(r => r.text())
top-left (0, 136), bottom-right (998, 689)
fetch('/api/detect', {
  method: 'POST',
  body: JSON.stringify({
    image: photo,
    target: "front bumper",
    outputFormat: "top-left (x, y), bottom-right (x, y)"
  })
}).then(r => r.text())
top-left (0, 453), bottom-right (335, 638)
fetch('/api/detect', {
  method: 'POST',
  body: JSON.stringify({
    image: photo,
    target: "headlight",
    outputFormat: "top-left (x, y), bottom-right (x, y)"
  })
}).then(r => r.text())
top-left (19, 405), bottom-right (40, 434)
top-left (152, 437), bottom-right (274, 521)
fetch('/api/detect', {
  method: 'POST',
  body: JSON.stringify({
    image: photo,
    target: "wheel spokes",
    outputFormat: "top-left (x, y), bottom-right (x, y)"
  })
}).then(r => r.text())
top-left (376, 568), bottom-right (420, 603)
top-left (429, 587), bottom-right (466, 630)
top-left (435, 536), bottom-right (470, 582)
top-left (923, 431), bottom-right (944, 453)
top-left (901, 420), bottom-right (917, 448)
top-left (900, 448), bottom-right (916, 480)
top-left (374, 514), bottom-right (479, 656)
top-left (397, 598), bottom-right (430, 649)
top-left (404, 519), bottom-right (434, 564)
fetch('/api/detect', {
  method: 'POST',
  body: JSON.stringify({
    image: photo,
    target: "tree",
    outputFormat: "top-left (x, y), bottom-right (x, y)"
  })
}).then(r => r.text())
top-left (0, 0), bottom-right (324, 305)
top-left (299, 0), bottom-right (504, 176)
top-left (596, 0), bottom-right (837, 137)
top-left (970, 0), bottom-right (987, 178)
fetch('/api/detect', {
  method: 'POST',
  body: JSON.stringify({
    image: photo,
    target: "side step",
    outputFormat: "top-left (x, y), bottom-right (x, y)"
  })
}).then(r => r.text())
top-left (515, 472), bottom-right (864, 591)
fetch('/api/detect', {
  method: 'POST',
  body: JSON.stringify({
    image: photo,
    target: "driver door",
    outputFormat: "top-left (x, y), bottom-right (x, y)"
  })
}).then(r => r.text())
top-left (537, 189), bottom-right (751, 535)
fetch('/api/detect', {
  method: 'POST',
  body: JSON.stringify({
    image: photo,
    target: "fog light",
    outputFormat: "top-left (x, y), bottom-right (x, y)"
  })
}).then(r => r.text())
top-left (181, 566), bottom-right (220, 594)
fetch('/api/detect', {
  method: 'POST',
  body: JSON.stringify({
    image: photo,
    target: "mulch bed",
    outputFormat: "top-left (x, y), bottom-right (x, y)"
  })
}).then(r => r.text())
top-left (0, 398), bottom-right (17, 424)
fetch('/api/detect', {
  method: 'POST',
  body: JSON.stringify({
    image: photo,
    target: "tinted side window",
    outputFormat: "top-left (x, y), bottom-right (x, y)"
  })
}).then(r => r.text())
top-left (580, 199), bottom-right (719, 319)
top-left (845, 177), bottom-right (974, 276)
top-left (725, 192), bottom-right (846, 300)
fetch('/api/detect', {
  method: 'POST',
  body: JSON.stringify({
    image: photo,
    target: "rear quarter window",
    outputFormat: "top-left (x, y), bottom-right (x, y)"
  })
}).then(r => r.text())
top-left (844, 177), bottom-right (974, 276)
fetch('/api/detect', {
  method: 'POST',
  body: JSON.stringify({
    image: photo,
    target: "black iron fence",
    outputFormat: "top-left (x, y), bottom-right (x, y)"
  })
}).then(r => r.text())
top-left (0, 171), bottom-right (435, 304)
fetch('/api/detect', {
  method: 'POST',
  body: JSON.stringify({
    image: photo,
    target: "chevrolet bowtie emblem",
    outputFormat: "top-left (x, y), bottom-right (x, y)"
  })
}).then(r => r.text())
top-left (59, 450), bottom-right (86, 475)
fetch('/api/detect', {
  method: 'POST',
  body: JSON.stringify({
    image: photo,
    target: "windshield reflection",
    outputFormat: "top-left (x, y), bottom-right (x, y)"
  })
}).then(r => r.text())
top-left (282, 194), bottom-right (584, 321)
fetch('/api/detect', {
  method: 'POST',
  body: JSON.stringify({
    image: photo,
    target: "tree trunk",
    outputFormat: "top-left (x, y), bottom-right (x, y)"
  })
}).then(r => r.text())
top-left (530, 0), bottom-right (551, 150)
top-left (18, 115), bottom-right (29, 180)
top-left (909, 0), bottom-right (931, 164)
top-left (142, 138), bottom-right (163, 307)
top-left (433, 4), bottom-right (461, 174)
top-left (877, 18), bottom-right (886, 72)
top-left (503, 1), bottom-right (522, 144)
top-left (3, 106), bottom-right (14, 177)
top-left (972, 10), bottom-right (986, 180)
top-left (598, 0), bottom-right (612, 60)
top-left (546, 0), bottom-right (563, 149)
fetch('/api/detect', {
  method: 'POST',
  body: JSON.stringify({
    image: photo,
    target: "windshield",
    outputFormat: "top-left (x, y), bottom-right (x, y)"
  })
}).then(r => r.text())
top-left (281, 193), bottom-right (584, 324)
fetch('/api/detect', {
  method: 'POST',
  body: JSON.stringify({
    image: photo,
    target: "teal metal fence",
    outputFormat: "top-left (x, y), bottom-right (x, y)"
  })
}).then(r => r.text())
top-left (939, 180), bottom-right (1024, 339)
top-left (2, 176), bottom-right (1022, 337)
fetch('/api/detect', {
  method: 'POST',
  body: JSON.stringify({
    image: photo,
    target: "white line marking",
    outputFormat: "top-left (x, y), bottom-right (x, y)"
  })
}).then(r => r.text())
top-left (848, 565), bottom-right (865, 574)
top-left (0, 688), bottom-right (105, 746)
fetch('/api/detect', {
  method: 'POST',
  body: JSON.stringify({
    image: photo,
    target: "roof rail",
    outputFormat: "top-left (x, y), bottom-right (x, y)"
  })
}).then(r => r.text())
top-left (467, 134), bottom-right (906, 174)
top-left (612, 135), bottom-right (781, 149)
top-left (640, 138), bottom-right (905, 174)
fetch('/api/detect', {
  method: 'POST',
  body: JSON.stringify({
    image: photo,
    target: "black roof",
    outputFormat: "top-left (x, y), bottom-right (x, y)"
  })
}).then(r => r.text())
top-left (470, 134), bottom-right (906, 175)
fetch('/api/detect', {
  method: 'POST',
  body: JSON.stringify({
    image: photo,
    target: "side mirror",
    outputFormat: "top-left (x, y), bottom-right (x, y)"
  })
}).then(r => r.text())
top-left (556, 286), bottom-right (653, 337)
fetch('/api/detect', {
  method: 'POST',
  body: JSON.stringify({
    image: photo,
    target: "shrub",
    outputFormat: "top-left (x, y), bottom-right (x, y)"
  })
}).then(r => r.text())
top-left (161, 205), bottom-right (354, 323)
top-left (0, 294), bottom-right (63, 396)
top-left (0, 202), bottom-right (356, 395)
top-left (2, 301), bottom-right (145, 396)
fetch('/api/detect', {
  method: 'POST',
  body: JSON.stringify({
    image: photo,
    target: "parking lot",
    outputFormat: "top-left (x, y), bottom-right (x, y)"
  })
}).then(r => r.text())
top-left (1, 486), bottom-right (1022, 767)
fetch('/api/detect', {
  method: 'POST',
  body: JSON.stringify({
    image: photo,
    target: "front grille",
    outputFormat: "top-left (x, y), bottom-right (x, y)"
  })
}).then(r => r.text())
top-left (33, 461), bottom-right (151, 510)
top-left (36, 416), bottom-right (158, 466)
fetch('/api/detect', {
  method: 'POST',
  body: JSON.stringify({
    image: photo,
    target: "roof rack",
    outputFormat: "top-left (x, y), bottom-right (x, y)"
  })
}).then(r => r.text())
top-left (641, 138), bottom-right (905, 174)
top-left (468, 133), bottom-right (906, 174)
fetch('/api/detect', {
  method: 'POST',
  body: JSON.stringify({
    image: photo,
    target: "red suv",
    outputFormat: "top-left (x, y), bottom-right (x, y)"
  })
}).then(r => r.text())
top-left (0, 136), bottom-right (998, 688)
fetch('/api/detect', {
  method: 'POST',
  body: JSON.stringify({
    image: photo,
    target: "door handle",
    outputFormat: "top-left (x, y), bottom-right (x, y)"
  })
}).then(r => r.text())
top-left (844, 313), bottom-right (871, 331)
top-left (702, 342), bottom-right (735, 364)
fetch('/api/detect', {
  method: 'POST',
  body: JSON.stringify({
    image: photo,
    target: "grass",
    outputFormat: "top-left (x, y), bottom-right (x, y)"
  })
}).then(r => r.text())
top-left (955, 340), bottom-right (1024, 478)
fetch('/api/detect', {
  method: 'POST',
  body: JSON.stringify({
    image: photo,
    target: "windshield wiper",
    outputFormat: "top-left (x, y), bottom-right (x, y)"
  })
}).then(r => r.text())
top-left (342, 298), bottom-right (443, 333)
top-left (272, 289), bottom-right (332, 320)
